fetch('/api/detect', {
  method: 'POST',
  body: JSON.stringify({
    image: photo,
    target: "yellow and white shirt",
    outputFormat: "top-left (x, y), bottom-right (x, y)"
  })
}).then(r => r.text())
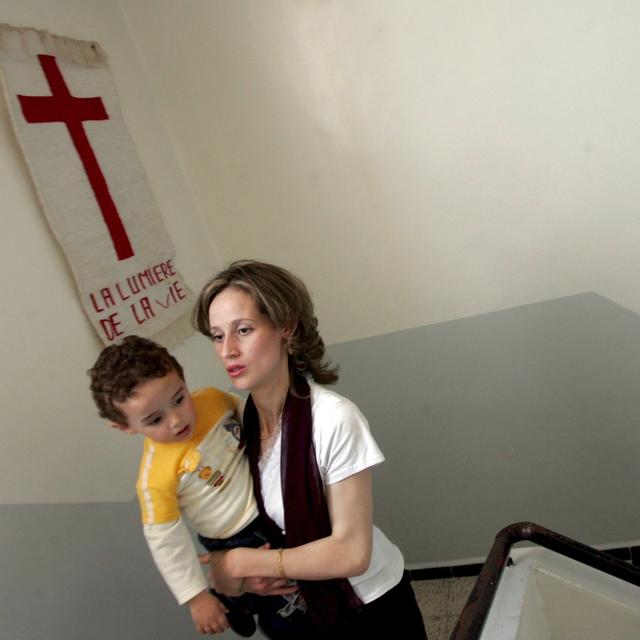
top-left (136, 387), bottom-right (258, 605)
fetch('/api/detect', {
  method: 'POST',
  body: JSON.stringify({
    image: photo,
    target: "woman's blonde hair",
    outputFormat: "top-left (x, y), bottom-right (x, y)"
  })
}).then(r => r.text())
top-left (193, 260), bottom-right (338, 385)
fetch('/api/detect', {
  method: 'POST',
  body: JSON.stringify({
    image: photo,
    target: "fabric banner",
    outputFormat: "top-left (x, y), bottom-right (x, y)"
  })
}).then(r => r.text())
top-left (0, 24), bottom-right (195, 346)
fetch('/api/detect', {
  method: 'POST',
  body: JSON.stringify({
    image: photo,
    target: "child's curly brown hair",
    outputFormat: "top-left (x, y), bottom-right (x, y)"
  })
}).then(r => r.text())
top-left (88, 335), bottom-right (184, 424)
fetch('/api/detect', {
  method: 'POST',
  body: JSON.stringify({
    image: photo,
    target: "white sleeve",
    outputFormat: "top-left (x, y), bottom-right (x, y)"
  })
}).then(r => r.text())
top-left (143, 518), bottom-right (208, 605)
top-left (314, 397), bottom-right (386, 486)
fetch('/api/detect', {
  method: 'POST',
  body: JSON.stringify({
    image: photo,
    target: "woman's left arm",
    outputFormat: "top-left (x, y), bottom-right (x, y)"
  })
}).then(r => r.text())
top-left (214, 468), bottom-right (373, 589)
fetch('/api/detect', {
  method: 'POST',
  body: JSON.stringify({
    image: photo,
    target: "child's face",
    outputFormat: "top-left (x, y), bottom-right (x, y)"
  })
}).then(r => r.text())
top-left (113, 370), bottom-right (196, 444)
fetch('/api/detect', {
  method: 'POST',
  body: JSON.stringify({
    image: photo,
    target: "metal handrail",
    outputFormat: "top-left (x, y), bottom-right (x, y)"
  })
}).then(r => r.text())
top-left (449, 521), bottom-right (640, 640)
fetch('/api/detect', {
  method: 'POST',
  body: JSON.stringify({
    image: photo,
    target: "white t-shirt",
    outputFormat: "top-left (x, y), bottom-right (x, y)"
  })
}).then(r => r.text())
top-left (258, 381), bottom-right (405, 604)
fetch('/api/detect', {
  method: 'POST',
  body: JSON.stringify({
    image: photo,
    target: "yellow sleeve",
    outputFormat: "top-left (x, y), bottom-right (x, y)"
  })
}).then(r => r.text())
top-left (136, 441), bottom-right (181, 524)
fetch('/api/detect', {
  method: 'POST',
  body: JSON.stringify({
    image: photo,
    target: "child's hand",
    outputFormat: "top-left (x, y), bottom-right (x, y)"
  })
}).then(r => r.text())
top-left (186, 590), bottom-right (229, 635)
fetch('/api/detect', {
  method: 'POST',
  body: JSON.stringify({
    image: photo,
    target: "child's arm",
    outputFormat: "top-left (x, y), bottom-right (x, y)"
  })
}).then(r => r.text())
top-left (186, 590), bottom-right (229, 635)
top-left (144, 518), bottom-right (211, 604)
top-left (137, 445), bottom-right (231, 633)
top-left (146, 520), bottom-right (233, 634)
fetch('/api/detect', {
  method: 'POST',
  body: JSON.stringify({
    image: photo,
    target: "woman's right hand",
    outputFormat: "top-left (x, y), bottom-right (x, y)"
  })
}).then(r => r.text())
top-left (242, 576), bottom-right (299, 596)
top-left (204, 550), bottom-right (245, 596)
top-left (239, 543), bottom-right (298, 595)
top-left (200, 544), bottom-right (299, 597)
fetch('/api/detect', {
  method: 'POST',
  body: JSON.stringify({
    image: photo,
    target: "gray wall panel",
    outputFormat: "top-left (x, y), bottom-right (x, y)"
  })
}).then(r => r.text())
top-left (328, 293), bottom-right (640, 564)
top-left (0, 500), bottom-right (253, 639)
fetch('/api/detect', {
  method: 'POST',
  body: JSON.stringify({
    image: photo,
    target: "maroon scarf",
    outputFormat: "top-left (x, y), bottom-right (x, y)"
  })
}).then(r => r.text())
top-left (244, 376), bottom-right (363, 628)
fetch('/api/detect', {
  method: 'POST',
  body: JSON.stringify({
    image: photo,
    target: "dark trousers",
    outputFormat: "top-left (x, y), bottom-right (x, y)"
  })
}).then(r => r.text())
top-left (257, 571), bottom-right (428, 640)
top-left (198, 518), bottom-right (269, 615)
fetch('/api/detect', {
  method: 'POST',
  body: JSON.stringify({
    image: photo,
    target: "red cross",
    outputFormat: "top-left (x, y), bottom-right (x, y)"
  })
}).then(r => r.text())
top-left (18, 54), bottom-right (134, 261)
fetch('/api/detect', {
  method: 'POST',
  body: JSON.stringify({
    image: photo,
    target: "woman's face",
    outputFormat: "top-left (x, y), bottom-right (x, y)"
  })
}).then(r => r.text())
top-left (207, 286), bottom-right (291, 394)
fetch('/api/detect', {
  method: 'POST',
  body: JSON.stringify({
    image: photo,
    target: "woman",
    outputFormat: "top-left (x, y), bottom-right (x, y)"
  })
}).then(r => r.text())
top-left (193, 260), bottom-right (427, 639)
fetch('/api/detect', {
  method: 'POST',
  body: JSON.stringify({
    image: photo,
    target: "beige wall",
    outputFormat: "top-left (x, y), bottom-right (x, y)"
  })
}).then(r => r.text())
top-left (123, 0), bottom-right (640, 345)
top-left (0, 0), bottom-right (226, 504)
top-left (4, 0), bottom-right (640, 505)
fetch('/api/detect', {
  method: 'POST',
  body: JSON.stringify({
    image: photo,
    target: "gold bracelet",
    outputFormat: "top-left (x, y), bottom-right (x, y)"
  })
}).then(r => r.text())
top-left (276, 547), bottom-right (288, 580)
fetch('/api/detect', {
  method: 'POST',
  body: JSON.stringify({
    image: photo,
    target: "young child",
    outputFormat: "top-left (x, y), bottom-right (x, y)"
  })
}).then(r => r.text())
top-left (88, 336), bottom-right (299, 636)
